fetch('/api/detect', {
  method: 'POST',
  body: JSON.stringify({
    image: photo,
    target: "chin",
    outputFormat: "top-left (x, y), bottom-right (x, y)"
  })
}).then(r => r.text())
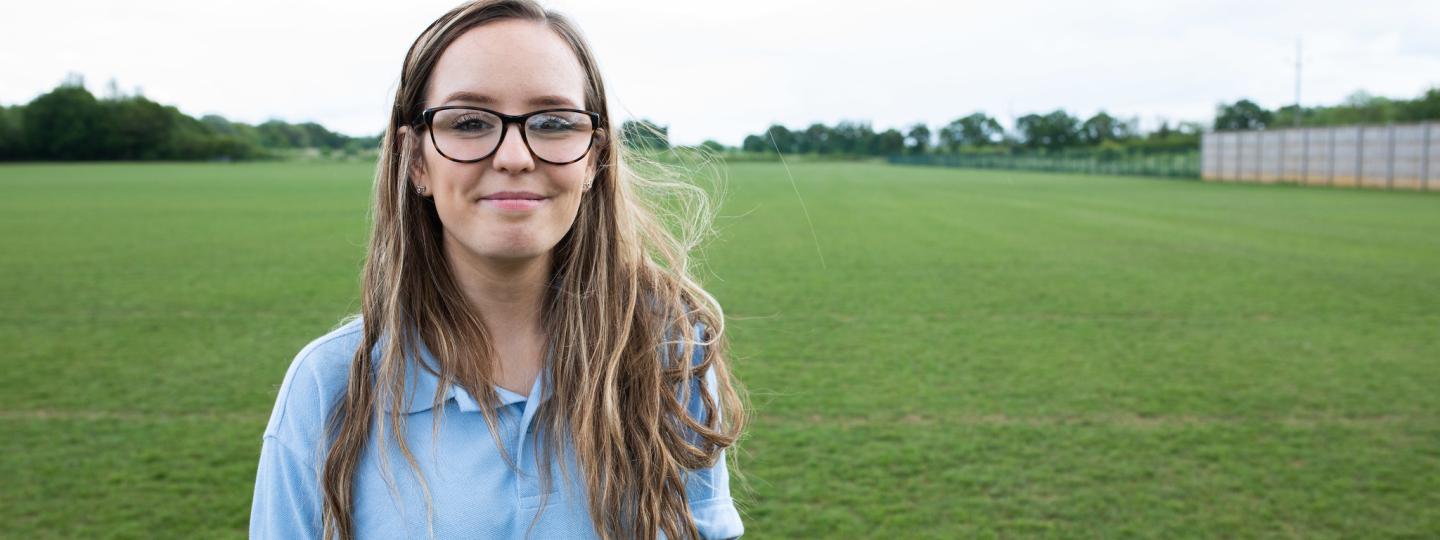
top-left (478, 237), bottom-right (553, 260)
top-left (494, 248), bottom-right (548, 260)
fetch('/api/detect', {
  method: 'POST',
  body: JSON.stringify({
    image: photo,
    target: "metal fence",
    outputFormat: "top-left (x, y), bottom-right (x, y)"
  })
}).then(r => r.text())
top-left (1201, 122), bottom-right (1439, 190)
top-left (888, 151), bottom-right (1200, 179)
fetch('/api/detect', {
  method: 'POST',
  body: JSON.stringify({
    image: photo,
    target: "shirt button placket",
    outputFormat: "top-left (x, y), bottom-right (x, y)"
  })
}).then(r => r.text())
top-left (514, 401), bottom-right (542, 506)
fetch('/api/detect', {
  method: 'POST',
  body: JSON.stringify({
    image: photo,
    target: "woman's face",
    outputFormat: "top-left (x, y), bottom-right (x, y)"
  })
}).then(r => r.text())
top-left (405, 19), bottom-right (596, 266)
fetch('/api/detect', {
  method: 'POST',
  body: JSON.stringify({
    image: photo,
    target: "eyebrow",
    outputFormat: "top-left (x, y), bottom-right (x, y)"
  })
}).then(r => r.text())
top-left (439, 91), bottom-right (578, 108)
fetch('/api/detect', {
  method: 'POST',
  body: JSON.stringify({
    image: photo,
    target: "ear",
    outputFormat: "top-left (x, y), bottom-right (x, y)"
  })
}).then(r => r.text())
top-left (397, 125), bottom-right (428, 186)
top-left (585, 129), bottom-right (607, 189)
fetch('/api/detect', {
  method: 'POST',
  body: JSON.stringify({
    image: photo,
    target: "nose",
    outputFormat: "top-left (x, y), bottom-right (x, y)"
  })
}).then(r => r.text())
top-left (492, 122), bottom-right (535, 173)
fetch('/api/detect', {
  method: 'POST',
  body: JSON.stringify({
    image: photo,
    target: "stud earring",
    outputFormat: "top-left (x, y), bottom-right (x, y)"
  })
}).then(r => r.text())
top-left (416, 185), bottom-right (428, 195)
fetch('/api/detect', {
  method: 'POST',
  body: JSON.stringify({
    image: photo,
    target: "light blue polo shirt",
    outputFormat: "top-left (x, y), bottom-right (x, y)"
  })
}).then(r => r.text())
top-left (250, 316), bottom-right (744, 539)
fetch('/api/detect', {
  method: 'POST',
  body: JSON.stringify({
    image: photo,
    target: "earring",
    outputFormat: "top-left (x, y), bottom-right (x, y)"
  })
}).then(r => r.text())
top-left (582, 181), bottom-right (592, 191)
top-left (416, 185), bottom-right (428, 195)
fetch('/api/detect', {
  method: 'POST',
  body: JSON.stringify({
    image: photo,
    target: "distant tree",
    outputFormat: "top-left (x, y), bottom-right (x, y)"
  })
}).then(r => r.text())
top-left (257, 120), bottom-right (307, 148)
top-left (904, 123), bottom-right (931, 155)
top-left (621, 118), bottom-right (669, 151)
top-left (875, 128), bottom-right (904, 155)
top-left (1078, 111), bottom-right (1135, 145)
top-left (201, 114), bottom-right (237, 136)
top-left (1014, 114), bottom-right (1042, 148)
top-left (766, 124), bottom-right (798, 154)
top-left (162, 114), bottom-right (218, 159)
top-left (700, 139), bottom-right (726, 153)
top-left (1333, 90), bottom-right (1399, 124)
top-left (23, 85), bottom-right (106, 159)
top-left (0, 105), bottom-right (25, 159)
top-left (939, 112), bottom-right (1005, 152)
top-left (199, 114), bottom-right (262, 147)
top-left (1152, 120), bottom-right (1174, 139)
top-left (831, 120), bottom-right (875, 155)
top-left (297, 122), bottom-right (346, 150)
top-left (1271, 104), bottom-right (1309, 127)
top-left (938, 120), bottom-right (963, 153)
top-left (741, 134), bottom-right (767, 153)
top-left (1399, 87), bottom-right (1440, 121)
top-left (798, 123), bottom-right (828, 154)
top-left (1126, 119), bottom-right (1201, 153)
top-left (739, 122), bottom-right (906, 156)
top-left (97, 96), bottom-right (177, 159)
top-left (1213, 99), bottom-right (1272, 130)
top-left (1016, 109), bottom-right (1080, 150)
top-left (341, 134), bottom-right (381, 156)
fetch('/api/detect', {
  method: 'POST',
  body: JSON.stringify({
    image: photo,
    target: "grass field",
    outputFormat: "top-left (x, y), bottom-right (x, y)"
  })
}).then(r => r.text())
top-left (2, 160), bottom-right (1438, 538)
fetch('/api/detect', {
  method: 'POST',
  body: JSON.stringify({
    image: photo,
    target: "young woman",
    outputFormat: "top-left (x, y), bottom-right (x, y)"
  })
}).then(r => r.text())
top-left (249, 1), bottom-right (747, 538)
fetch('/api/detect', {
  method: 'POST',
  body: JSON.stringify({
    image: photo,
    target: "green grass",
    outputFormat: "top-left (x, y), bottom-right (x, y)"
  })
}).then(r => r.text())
top-left (2, 161), bottom-right (1437, 538)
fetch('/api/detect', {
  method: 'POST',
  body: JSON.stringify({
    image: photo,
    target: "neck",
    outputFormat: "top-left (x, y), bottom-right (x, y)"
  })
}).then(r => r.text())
top-left (442, 239), bottom-right (551, 339)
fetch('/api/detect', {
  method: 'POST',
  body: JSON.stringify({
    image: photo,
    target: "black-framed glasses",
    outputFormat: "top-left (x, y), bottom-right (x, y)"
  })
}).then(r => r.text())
top-left (417, 106), bottom-right (602, 165)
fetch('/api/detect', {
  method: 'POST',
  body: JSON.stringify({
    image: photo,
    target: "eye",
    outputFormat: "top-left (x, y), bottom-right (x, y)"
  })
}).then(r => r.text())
top-left (530, 114), bottom-right (577, 133)
top-left (449, 114), bottom-right (495, 133)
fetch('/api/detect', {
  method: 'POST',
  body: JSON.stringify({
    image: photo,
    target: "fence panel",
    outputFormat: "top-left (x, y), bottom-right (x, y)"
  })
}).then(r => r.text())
top-left (1302, 128), bottom-right (1330, 186)
top-left (1258, 130), bottom-right (1283, 183)
top-left (1393, 124), bottom-right (1426, 190)
top-left (1220, 132), bottom-right (1241, 181)
top-left (1329, 126), bottom-right (1362, 187)
top-left (1236, 131), bottom-right (1258, 181)
top-left (1361, 126), bottom-right (1391, 188)
top-left (1280, 129), bottom-right (1305, 181)
top-left (1428, 124), bottom-right (1439, 190)
top-left (1202, 133), bottom-right (1221, 179)
top-left (1201, 122), bottom-right (1438, 191)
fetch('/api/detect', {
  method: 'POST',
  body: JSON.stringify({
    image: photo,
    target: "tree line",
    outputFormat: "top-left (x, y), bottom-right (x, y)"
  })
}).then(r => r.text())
top-left (0, 75), bottom-right (380, 161)
top-left (739, 87), bottom-right (1440, 158)
top-left (740, 112), bottom-right (1201, 158)
top-left (1214, 88), bottom-right (1440, 130)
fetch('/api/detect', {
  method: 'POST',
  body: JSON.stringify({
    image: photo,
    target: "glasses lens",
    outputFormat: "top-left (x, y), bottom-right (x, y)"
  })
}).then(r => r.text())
top-left (525, 111), bottom-right (595, 163)
top-left (431, 108), bottom-right (503, 161)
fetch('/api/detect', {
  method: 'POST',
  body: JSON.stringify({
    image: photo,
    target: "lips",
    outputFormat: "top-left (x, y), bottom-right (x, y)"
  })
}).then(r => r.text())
top-left (479, 193), bottom-right (547, 212)
top-left (481, 191), bottom-right (546, 200)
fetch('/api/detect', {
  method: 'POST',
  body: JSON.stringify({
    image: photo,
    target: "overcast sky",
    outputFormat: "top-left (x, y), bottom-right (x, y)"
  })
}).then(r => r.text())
top-left (3, 0), bottom-right (1438, 146)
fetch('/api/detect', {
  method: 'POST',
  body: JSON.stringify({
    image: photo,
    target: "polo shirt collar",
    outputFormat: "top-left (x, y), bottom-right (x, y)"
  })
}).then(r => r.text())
top-left (373, 325), bottom-right (552, 415)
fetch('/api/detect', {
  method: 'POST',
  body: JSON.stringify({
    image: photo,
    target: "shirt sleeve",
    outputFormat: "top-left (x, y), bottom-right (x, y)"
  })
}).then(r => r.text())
top-left (251, 336), bottom-right (339, 539)
top-left (682, 321), bottom-right (745, 540)
top-left (250, 434), bottom-right (324, 538)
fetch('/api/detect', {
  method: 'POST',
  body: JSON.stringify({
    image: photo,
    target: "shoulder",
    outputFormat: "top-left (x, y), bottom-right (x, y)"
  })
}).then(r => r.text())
top-left (661, 318), bottom-right (711, 368)
top-left (676, 319), bottom-right (721, 424)
top-left (643, 290), bottom-right (711, 366)
top-left (689, 320), bottom-right (710, 368)
top-left (261, 316), bottom-right (367, 454)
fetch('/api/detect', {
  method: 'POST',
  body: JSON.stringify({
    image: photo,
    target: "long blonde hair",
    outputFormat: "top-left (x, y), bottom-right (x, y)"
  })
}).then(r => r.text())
top-left (320, 1), bottom-right (748, 539)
